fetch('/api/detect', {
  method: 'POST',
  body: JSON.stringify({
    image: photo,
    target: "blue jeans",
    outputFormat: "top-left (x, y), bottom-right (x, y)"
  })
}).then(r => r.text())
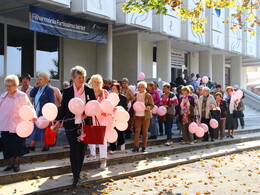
top-left (149, 114), bottom-right (159, 136)
top-left (165, 117), bottom-right (174, 140)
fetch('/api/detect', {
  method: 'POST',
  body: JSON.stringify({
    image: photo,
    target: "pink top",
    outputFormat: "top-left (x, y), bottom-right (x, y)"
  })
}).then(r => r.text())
top-left (161, 94), bottom-right (178, 105)
top-left (0, 90), bottom-right (35, 133)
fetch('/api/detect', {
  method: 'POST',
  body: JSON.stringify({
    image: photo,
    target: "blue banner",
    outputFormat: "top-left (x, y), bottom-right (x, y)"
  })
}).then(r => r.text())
top-left (29, 6), bottom-right (108, 44)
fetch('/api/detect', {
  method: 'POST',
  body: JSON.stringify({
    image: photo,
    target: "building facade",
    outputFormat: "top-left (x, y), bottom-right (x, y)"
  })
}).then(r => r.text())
top-left (0, 0), bottom-right (259, 92)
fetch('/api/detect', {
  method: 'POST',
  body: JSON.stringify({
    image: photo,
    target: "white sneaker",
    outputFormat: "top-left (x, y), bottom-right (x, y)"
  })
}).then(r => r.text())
top-left (190, 142), bottom-right (194, 145)
top-left (120, 144), bottom-right (125, 151)
top-left (165, 141), bottom-right (173, 146)
top-left (100, 158), bottom-right (107, 169)
top-left (87, 155), bottom-right (96, 161)
top-left (109, 150), bottom-right (114, 154)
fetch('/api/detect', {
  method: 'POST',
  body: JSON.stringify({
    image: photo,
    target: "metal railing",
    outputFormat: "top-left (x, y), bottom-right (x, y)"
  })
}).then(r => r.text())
top-left (242, 89), bottom-right (260, 111)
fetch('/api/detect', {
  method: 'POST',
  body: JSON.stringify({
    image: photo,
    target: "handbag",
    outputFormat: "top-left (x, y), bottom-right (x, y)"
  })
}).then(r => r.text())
top-left (233, 110), bottom-right (244, 118)
top-left (82, 116), bottom-right (106, 145)
top-left (44, 124), bottom-right (57, 145)
top-left (159, 114), bottom-right (167, 123)
top-left (210, 110), bottom-right (221, 122)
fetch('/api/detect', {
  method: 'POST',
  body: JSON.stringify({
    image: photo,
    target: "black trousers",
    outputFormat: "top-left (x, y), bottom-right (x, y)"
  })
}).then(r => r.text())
top-left (110, 129), bottom-right (125, 151)
top-left (65, 130), bottom-right (86, 179)
top-left (201, 118), bottom-right (214, 141)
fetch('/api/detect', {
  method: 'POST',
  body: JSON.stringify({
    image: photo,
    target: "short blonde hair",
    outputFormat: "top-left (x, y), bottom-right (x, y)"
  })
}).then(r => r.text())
top-left (162, 83), bottom-right (171, 89)
top-left (137, 81), bottom-right (147, 89)
top-left (4, 75), bottom-right (19, 87)
top-left (88, 74), bottom-right (103, 90)
top-left (182, 86), bottom-right (191, 93)
top-left (38, 72), bottom-right (50, 81)
top-left (226, 86), bottom-right (234, 92)
top-left (147, 82), bottom-right (154, 88)
top-left (188, 85), bottom-right (194, 92)
top-left (70, 66), bottom-right (87, 78)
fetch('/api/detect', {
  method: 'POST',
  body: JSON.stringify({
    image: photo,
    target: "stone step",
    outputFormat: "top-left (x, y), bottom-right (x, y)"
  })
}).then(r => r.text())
top-left (0, 127), bottom-right (258, 168)
top-left (0, 132), bottom-right (259, 186)
top-left (0, 138), bottom-right (259, 195)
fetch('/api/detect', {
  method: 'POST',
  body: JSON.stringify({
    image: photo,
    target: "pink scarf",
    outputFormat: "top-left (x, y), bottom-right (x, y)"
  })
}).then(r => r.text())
top-left (181, 95), bottom-right (189, 125)
top-left (73, 83), bottom-right (84, 98)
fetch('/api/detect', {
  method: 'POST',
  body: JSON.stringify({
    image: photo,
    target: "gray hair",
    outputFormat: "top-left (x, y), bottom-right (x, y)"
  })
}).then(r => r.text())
top-left (202, 87), bottom-right (210, 93)
top-left (70, 66), bottom-right (87, 78)
top-left (4, 75), bottom-right (19, 87)
top-left (38, 72), bottom-right (50, 81)
top-left (121, 78), bottom-right (129, 83)
top-left (137, 81), bottom-right (147, 89)
top-left (63, 81), bottom-right (69, 86)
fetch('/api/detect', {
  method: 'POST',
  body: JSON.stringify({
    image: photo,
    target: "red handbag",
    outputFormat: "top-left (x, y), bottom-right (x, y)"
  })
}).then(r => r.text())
top-left (44, 123), bottom-right (57, 145)
top-left (82, 117), bottom-right (106, 145)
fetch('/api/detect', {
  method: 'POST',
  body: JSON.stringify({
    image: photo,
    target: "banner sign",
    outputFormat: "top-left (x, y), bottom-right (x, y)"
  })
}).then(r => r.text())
top-left (29, 6), bottom-right (108, 43)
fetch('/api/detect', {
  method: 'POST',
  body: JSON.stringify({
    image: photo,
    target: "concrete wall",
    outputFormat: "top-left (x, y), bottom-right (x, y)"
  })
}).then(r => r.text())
top-left (61, 38), bottom-right (97, 82)
top-left (141, 40), bottom-right (153, 78)
top-left (113, 33), bottom-right (140, 84)
top-left (189, 52), bottom-right (199, 74)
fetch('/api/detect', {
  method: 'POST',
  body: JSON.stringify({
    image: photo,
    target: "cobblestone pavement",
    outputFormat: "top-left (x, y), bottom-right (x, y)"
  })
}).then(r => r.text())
top-left (58, 149), bottom-right (259, 195)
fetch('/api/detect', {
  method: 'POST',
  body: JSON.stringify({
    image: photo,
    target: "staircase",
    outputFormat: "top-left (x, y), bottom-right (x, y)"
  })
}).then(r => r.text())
top-left (0, 112), bottom-right (259, 194)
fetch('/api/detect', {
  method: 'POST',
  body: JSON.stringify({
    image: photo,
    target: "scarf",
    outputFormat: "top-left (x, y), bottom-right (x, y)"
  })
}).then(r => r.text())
top-left (181, 95), bottom-right (189, 124)
top-left (21, 85), bottom-right (29, 93)
top-left (73, 83), bottom-right (85, 123)
top-left (35, 84), bottom-right (47, 116)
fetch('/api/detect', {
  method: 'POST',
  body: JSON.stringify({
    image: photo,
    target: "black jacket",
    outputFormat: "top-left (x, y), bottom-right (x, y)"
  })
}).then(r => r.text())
top-left (56, 84), bottom-right (96, 130)
top-left (118, 94), bottom-right (127, 110)
top-left (218, 100), bottom-right (228, 118)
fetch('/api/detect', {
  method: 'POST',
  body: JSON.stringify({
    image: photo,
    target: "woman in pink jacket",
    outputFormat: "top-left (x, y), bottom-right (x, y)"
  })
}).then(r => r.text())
top-left (0, 75), bottom-right (36, 172)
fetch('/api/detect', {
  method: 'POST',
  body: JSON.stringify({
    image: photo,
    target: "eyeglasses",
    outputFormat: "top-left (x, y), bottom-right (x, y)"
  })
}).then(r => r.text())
top-left (137, 86), bottom-right (145, 88)
top-left (5, 85), bottom-right (15, 88)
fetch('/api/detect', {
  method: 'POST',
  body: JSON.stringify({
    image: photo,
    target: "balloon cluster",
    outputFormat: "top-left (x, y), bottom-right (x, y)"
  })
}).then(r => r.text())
top-left (188, 119), bottom-right (219, 138)
top-left (69, 93), bottom-right (130, 143)
top-left (151, 105), bottom-right (167, 116)
top-left (16, 103), bottom-right (58, 138)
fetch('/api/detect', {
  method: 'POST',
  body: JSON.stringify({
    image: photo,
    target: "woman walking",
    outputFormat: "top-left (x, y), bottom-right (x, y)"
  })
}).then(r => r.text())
top-left (0, 75), bottom-right (36, 172)
top-left (53, 66), bottom-right (96, 187)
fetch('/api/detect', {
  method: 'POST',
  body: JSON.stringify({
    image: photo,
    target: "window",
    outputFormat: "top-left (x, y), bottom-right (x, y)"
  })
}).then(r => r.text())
top-left (0, 24), bottom-right (4, 76)
top-left (7, 25), bottom-right (34, 76)
top-left (36, 32), bottom-right (59, 79)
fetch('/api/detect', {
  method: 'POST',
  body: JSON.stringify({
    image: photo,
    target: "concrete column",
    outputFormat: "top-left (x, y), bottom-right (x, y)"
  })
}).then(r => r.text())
top-left (212, 54), bottom-right (225, 88)
top-left (230, 56), bottom-right (242, 87)
top-left (96, 23), bottom-right (113, 79)
top-left (199, 50), bottom-right (212, 78)
top-left (241, 67), bottom-right (247, 89)
top-left (157, 40), bottom-right (171, 82)
top-left (189, 52), bottom-right (199, 75)
top-left (113, 33), bottom-right (141, 84)
top-left (141, 40), bottom-right (153, 79)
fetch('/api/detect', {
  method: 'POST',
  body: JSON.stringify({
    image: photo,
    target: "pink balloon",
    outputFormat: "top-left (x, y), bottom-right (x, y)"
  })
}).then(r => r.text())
top-left (108, 93), bottom-right (120, 107)
top-left (19, 105), bottom-right (35, 121)
top-left (210, 119), bottom-right (219, 129)
top-left (116, 106), bottom-right (125, 111)
top-left (157, 106), bottom-right (167, 116)
top-left (100, 116), bottom-right (113, 127)
top-left (188, 122), bottom-right (198, 134)
top-left (195, 127), bottom-right (204, 138)
top-left (199, 123), bottom-right (209, 133)
top-left (35, 116), bottom-right (50, 129)
top-left (105, 129), bottom-right (118, 143)
top-left (202, 76), bottom-right (209, 84)
top-left (128, 85), bottom-right (135, 94)
top-left (68, 97), bottom-right (85, 116)
top-left (42, 103), bottom-right (58, 121)
top-left (138, 72), bottom-right (145, 80)
top-left (85, 100), bottom-right (101, 116)
top-left (152, 105), bottom-right (158, 114)
top-left (100, 99), bottom-right (114, 114)
top-left (16, 121), bottom-right (34, 138)
top-left (115, 121), bottom-right (128, 131)
top-left (235, 90), bottom-right (243, 100)
top-left (133, 101), bottom-right (146, 112)
top-left (115, 110), bottom-right (130, 122)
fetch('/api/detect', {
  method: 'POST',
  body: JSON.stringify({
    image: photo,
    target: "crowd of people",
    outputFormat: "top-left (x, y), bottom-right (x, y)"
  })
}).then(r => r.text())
top-left (0, 68), bottom-right (245, 187)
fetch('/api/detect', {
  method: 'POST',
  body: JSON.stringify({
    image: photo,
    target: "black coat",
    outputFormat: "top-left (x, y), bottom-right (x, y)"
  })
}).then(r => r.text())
top-left (118, 94), bottom-right (127, 110)
top-left (218, 100), bottom-right (228, 118)
top-left (56, 84), bottom-right (96, 130)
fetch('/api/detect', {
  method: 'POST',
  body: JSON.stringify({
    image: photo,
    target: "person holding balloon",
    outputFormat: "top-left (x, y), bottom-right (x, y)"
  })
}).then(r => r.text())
top-left (159, 83), bottom-right (178, 146)
top-left (225, 86), bottom-right (239, 138)
top-left (234, 85), bottom-right (245, 129)
top-left (88, 74), bottom-right (109, 168)
top-left (132, 81), bottom-right (154, 152)
top-left (52, 66), bottom-right (96, 187)
top-left (28, 72), bottom-right (55, 152)
top-left (176, 86), bottom-right (196, 145)
top-left (109, 83), bottom-right (128, 152)
top-left (198, 87), bottom-right (217, 142)
top-left (0, 75), bottom-right (36, 172)
top-left (215, 92), bottom-right (228, 140)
